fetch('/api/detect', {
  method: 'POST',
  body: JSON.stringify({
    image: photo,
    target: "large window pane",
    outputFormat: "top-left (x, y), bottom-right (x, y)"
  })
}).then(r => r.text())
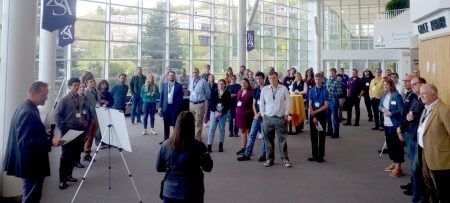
top-left (193, 46), bottom-right (211, 59)
top-left (194, 16), bottom-right (211, 31)
top-left (71, 60), bottom-right (105, 79)
top-left (143, 0), bottom-right (166, 9)
top-left (108, 61), bottom-right (137, 84)
top-left (110, 24), bottom-right (138, 41)
top-left (193, 61), bottom-right (210, 70)
top-left (213, 61), bottom-right (227, 74)
top-left (194, 2), bottom-right (211, 15)
top-left (142, 60), bottom-right (165, 76)
top-left (170, 29), bottom-right (190, 44)
top-left (111, 6), bottom-right (138, 24)
top-left (194, 31), bottom-right (210, 45)
top-left (76, 21), bottom-right (105, 40)
top-left (215, 19), bottom-right (230, 32)
top-left (214, 4), bottom-right (229, 19)
top-left (111, 0), bottom-right (138, 7)
top-left (77, 1), bottom-right (106, 21)
top-left (111, 42), bottom-right (138, 59)
top-left (72, 41), bottom-right (105, 59)
top-left (214, 32), bottom-right (229, 46)
top-left (171, 0), bottom-right (190, 14)
top-left (214, 46), bottom-right (229, 61)
top-left (170, 13), bottom-right (190, 29)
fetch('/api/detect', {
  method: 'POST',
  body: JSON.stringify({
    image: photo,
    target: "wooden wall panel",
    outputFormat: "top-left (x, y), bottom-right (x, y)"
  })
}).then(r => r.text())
top-left (419, 35), bottom-right (450, 106)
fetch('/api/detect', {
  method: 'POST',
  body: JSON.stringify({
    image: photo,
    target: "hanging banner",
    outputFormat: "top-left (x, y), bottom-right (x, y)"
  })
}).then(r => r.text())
top-left (247, 30), bottom-right (255, 52)
top-left (42, 0), bottom-right (77, 32)
top-left (58, 24), bottom-right (75, 47)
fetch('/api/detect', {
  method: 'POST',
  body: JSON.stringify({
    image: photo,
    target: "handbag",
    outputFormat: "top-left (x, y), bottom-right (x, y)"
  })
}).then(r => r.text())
top-left (159, 152), bottom-right (181, 200)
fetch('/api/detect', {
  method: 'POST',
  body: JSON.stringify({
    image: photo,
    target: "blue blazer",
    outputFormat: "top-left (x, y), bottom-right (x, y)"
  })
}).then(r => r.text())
top-left (160, 82), bottom-right (183, 113)
top-left (379, 91), bottom-right (404, 127)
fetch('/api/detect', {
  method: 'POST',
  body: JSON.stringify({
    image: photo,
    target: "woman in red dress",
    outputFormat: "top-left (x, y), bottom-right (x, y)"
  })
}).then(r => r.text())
top-left (235, 78), bottom-right (254, 155)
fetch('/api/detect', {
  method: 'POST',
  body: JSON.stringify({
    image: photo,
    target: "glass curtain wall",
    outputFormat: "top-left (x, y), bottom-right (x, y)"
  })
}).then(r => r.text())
top-left (323, 0), bottom-right (390, 51)
top-left (38, 0), bottom-right (311, 84)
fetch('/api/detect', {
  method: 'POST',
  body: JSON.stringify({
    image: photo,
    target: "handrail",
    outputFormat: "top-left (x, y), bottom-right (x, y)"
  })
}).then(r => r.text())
top-left (377, 8), bottom-right (408, 20)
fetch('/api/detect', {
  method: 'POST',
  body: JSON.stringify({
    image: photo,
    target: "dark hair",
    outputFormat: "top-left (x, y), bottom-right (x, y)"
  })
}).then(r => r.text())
top-left (391, 72), bottom-right (399, 78)
top-left (352, 68), bottom-right (358, 73)
top-left (255, 71), bottom-right (265, 79)
top-left (241, 78), bottom-right (250, 89)
top-left (330, 68), bottom-right (337, 73)
top-left (314, 73), bottom-right (323, 78)
top-left (240, 65), bottom-right (246, 69)
top-left (168, 111), bottom-right (195, 150)
top-left (218, 79), bottom-right (226, 84)
top-left (68, 77), bottom-right (81, 87)
top-left (119, 73), bottom-right (127, 78)
top-left (81, 71), bottom-right (94, 85)
top-left (336, 74), bottom-right (343, 78)
top-left (97, 79), bottom-right (109, 91)
top-left (416, 77), bottom-right (427, 84)
top-left (269, 71), bottom-right (278, 77)
top-left (29, 81), bottom-right (48, 93)
top-left (384, 79), bottom-right (397, 92)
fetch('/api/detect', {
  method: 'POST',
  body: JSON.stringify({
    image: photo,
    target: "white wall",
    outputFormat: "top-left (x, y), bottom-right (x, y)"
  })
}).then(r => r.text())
top-left (373, 10), bottom-right (417, 49)
top-left (322, 49), bottom-right (414, 79)
top-left (410, 0), bottom-right (450, 22)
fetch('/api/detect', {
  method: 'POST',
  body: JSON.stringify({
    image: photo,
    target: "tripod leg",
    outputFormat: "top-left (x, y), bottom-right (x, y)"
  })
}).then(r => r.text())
top-left (378, 140), bottom-right (386, 158)
top-left (71, 127), bottom-right (110, 203)
top-left (118, 150), bottom-right (143, 203)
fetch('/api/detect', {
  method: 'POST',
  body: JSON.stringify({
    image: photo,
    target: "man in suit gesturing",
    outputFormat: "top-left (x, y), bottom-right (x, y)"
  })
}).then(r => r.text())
top-left (158, 71), bottom-right (183, 143)
top-left (418, 84), bottom-right (450, 203)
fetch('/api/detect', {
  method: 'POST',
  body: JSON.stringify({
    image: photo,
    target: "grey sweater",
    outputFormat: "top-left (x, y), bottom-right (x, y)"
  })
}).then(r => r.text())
top-left (54, 94), bottom-right (89, 135)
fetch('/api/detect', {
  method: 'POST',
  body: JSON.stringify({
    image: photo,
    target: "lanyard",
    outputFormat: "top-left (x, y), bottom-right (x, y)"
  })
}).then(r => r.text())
top-left (421, 107), bottom-right (434, 124)
top-left (271, 85), bottom-right (278, 100)
top-left (193, 78), bottom-right (200, 90)
top-left (315, 86), bottom-right (323, 100)
top-left (70, 93), bottom-right (81, 112)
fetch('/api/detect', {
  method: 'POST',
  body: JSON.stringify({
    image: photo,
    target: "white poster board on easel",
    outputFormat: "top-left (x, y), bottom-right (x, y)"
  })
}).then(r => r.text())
top-left (95, 107), bottom-right (132, 152)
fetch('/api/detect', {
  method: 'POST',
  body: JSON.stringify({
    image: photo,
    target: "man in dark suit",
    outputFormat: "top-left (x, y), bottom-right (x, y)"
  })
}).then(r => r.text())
top-left (159, 71), bottom-right (184, 143)
top-left (3, 81), bottom-right (64, 203)
top-left (418, 84), bottom-right (450, 203)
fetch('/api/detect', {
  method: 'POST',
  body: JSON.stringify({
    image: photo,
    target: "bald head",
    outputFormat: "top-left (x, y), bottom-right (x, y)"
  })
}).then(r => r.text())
top-left (402, 74), bottom-right (413, 91)
top-left (420, 84), bottom-right (439, 105)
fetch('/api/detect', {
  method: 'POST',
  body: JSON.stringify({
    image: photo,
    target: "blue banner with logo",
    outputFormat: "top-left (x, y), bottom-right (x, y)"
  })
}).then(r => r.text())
top-left (247, 30), bottom-right (255, 52)
top-left (42, 0), bottom-right (77, 32)
top-left (58, 24), bottom-right (75, 47)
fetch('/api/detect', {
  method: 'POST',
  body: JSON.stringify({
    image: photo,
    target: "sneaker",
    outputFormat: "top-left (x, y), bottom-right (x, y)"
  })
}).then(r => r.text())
top-left (236, 148), bottom-right (245, 155)
top-left (142, 129), bottom-right (148, 135)
top-left (151, 129), bottom-right (157, 135)
top-left (263, 160), bottom-right (273, 167)
top-left (284, 160), bottom-right (292, 167)
top-left (237, 155), bottom-right (251, 161)
top-left (258, 156), bottom-right (266, 162)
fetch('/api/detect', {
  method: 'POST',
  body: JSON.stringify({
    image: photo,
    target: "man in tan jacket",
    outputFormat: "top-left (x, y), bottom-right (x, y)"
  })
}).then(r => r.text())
top-left (417, 84), bottom-right (450, 203)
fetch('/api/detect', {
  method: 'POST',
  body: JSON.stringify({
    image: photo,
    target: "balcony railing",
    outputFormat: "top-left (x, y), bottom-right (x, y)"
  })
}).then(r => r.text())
top-left (377, 8), bottom-right (409, 20)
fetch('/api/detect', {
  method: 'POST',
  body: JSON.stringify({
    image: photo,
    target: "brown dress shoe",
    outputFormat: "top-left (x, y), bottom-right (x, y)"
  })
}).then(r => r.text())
top-left (389, 167), bottom-right (404, 177)
top-left (384, 163), bottom-right (395, 172)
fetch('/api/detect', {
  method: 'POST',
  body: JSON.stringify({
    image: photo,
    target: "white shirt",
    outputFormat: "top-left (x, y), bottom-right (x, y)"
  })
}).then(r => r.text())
top-left (418, 100), bottom-right (439, 148)
top-left (259, 84), bottom-right (291, 117)
top-left (383, 94), bottom-right (393, 127)
top-left (167, 82), bottom-right (175, 104)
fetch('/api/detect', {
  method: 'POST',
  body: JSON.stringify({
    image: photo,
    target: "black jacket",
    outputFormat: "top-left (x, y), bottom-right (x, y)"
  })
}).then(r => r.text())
top-left (3, 100), bottom-right (52, 178)
top-left (209, 89), bottom-right (231, 114)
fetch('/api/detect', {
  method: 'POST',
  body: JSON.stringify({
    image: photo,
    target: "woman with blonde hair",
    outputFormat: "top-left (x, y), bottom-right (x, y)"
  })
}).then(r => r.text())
top-left (141, 74), bottom-right (160, 135)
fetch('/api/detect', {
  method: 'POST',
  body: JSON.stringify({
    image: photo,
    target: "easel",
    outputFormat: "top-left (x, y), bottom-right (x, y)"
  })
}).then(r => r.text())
top-left (71, 107), bottom-right (142, 203)
top-left (378, 140), bottom-right (387, 158)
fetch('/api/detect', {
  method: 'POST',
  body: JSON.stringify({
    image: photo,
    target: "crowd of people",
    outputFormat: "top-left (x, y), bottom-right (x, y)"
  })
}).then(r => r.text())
top-left (3, 64), bottom-right (450, 203)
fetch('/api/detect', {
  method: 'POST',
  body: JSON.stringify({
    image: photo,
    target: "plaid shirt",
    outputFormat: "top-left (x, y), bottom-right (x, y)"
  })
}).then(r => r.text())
top-left (326, 78), bottom-right (343, 99)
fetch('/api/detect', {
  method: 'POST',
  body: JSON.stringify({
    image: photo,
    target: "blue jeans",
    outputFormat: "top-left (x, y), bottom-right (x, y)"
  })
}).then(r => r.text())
top-left (131, 95), bottom-right (143, 123)
top-left (22, 177), bottom-right (45, 203)
top-left (326, 98), bottom-right (340, 136)
top-left (244, 118), bottom-right (266, 157)
top-left (405, 134), bottom-right (424, 203)
top-left (143, 101), bottom-right (157, 129)
top-left (207, 111), bottom-right (227, 145)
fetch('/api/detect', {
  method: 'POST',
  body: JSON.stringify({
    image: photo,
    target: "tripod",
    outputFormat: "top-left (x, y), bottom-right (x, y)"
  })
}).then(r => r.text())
top-left (71, 108), bottom-right (142, 203)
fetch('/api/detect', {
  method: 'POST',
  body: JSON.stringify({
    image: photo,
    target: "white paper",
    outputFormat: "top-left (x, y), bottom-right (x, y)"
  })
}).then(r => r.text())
top-left (316, 122), bottom-right (324, 132)
top-left (62, 130), bottom-right (84, 145)
top-left (96, 107), bottom-right (132, 152)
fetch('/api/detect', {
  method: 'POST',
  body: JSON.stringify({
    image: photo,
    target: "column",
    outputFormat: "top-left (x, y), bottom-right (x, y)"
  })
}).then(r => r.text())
top-left (0, 0), bottom-right (39, 197)
top-left (237, 0), bottom-right (246, 68)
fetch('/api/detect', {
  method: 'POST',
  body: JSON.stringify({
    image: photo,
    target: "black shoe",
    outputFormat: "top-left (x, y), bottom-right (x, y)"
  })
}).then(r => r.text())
top-left (371, 127), bottom-right (379, 130)
top-left (400, 183), bottom-right (412, 190)
top-left (229, 133), bottom-right (234, 137)
top-left (218, 142), bottom-right (223, 152)
top-left (317, 158), bottom-right (325, 163)
top-left (403, 189), bottom-right (413, 196)
top-left (66, 176), bottom-right (78, 182)
top-left (379, 128), bottom-right (384, 131)
top-left (207, 145), bottom-right (212, 153)
top-left (236, 148), bottom-right (245, 155)
top-left (258, 156), bottom-right (266, 162)
top-left (308, 157), bottom-right (317, 162)
top-left (136, 120), bottom-right (142, 123)
top-left (331, 136), bottom-right (339, 139)
top-left (353, 123), bottom-right (359, 126)
top-left (75, 162), bottom-right (84, 168)
top-left (368, 118), bottom-right (373, 122)
top-left (343, 123), bottom-right (351, 126)
top-left (58, 182), bottom-right (68, 190)
top-left (237, 155), bottom-right (251, 161)
top-left (83, 154), bottom-right (93, 162)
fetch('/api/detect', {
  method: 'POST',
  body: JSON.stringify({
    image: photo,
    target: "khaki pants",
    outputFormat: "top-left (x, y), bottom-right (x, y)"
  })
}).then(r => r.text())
top-left (84, 119), bottom-right (98, 155)
top-left (190, 102), bottom-right (205, 141)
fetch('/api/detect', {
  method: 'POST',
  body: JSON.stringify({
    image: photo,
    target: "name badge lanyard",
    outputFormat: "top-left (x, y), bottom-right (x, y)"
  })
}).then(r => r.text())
top-left (70, 93), bottom-right (81, 113)
top-left (421, 107), bottom-right (434, 124)
top-left (271, 86), bottom-right (278, 100)
top-left (315, 86), bottom-right (323, 107)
